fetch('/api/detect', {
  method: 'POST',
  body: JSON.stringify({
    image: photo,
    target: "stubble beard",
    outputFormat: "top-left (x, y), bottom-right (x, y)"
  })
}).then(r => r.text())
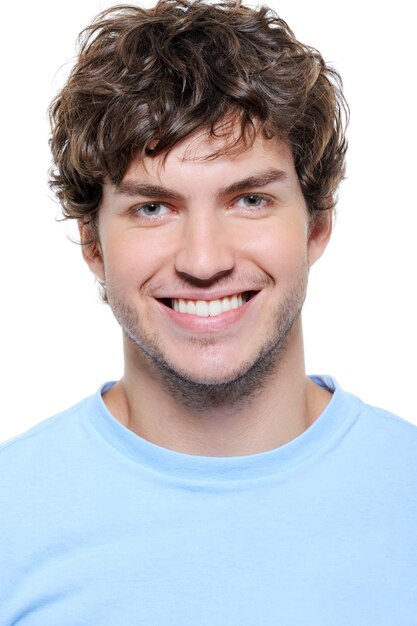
top-left (106, 270), bottom-right (308, 412)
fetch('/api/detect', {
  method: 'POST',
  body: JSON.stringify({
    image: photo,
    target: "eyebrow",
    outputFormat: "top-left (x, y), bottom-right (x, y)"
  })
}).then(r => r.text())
top-left (115, 168), bottom-right (288, 200)
top-left (116, 182), bottom-right (183, 201)
top-left (221, 168), bottom-right (288, 196)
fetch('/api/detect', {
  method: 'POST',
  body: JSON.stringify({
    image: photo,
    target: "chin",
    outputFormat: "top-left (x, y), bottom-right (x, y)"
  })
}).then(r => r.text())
top-left (139, 338), bottom-right (283, 411)
top-left (153, 349), bottom-right (252, 385)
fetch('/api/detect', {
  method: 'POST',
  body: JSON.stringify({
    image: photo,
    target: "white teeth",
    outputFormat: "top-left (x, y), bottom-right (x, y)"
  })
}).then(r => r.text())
top-left (195, 300), bottom-right (209, 317)
top-left (171, 293), bottom-right (248, 317)
top-left (208, 300), bottom-right (222, 316)
top-left (222, 297), bottom-right (231, 312)
top-left (186, 300), bottom-right (196, 315)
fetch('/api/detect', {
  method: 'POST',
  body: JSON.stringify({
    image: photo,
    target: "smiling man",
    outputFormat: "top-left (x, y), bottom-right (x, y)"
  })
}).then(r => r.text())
top-left (1, 1), bottom-right (416, 624)
top-left (91, 132), bottom-right (332, 454)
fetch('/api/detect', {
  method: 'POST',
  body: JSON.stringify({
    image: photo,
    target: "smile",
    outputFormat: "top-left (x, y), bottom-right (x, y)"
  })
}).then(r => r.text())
top-left (159, 292), bottom-right (257, 317)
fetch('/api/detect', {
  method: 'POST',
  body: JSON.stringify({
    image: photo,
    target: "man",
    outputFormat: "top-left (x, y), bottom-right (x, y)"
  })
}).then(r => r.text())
top-left (1, 1), bottom-right (416, 624)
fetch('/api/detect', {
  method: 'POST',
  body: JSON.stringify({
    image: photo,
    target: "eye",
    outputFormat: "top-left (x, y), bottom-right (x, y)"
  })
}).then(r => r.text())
top-left (133, 202), bottom-right (170, 218)
top-left (234, 194), bottom-right (272, 210)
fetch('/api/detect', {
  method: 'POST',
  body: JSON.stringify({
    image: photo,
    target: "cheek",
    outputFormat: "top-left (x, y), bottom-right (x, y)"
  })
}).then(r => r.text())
top-left (101, 231), bottom-right (164, 287)
top-left (240, 220), bottom-right (308, 274)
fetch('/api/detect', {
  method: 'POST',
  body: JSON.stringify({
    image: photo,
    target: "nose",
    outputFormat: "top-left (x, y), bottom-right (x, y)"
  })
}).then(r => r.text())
top-left (174, 210), bottom-right (235, 282)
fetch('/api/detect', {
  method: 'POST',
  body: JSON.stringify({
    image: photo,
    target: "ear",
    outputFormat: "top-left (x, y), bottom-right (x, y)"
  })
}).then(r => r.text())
top-left (78, 221), bottom-right (105, 282)
top-left (307, 208), bottom-right (333, 267)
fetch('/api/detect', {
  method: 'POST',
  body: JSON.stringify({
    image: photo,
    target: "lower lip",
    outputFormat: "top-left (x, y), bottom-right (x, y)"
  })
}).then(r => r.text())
top-left (155, 295), bottom-right (258, 333)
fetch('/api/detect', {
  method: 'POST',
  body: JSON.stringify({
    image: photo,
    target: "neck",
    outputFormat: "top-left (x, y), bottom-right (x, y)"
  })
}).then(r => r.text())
top-left (103, 319), bottom-right (332, 456)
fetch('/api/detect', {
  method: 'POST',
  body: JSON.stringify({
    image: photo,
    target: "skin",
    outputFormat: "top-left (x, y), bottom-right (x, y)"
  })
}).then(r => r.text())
top-left (81, 128), bottom-right (333, 456)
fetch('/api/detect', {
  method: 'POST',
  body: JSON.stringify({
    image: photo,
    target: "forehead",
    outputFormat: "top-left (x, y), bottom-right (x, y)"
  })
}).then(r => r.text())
top-left (122, 129), bottom-right (297, 186)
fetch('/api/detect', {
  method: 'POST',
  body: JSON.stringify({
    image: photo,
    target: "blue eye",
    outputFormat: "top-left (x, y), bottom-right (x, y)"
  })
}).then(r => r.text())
top-left (135, 203), bottom-right (170, 218)
top-left (141, 203), bottom-right (163, 216)
top-left (242, 194), bottom-right (264, 207)
top-left (235, 194), bottom-right (271, 210)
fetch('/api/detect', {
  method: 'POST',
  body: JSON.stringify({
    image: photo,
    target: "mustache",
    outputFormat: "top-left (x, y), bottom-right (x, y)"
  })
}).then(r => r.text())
top-left (141, 269), bottom-right (274, 296)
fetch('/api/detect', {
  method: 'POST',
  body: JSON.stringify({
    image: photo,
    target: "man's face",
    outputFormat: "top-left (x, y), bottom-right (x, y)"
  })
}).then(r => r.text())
top-left (84, 130), bottom-right (330, 406)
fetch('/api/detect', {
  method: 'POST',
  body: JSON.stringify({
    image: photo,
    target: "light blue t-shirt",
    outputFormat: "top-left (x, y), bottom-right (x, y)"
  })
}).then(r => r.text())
top-left (1, 376), bottom-right (416, 625)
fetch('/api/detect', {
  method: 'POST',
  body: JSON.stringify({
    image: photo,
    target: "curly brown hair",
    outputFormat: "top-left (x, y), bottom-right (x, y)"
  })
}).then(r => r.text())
top-left (49, 0), bottom-right (348, 238)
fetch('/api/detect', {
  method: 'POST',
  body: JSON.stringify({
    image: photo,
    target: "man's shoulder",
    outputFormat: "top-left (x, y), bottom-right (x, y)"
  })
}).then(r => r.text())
top-left (341, 385), bottom-right (417, 477)
top-left (0, 394), bottom-right (92, 472)
top-left (355, 392), bottom-right (417, 441)
top-left (316, 374), bottom-right (416, 432)
top-left (313, 375), bottom-right (417, 466)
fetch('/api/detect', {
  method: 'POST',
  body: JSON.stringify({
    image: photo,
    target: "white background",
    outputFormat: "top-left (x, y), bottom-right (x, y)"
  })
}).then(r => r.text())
top-left (0, 0), bottom-right (415, 442)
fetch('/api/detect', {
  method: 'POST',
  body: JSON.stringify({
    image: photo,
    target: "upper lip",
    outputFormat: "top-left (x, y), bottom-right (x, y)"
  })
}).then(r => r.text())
top-left (154, 289), bottom-right (259, 301)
